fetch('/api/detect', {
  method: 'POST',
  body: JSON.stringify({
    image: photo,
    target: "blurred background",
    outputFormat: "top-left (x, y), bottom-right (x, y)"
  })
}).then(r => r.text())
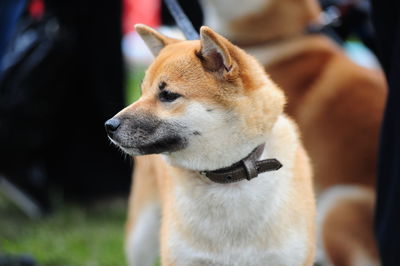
top-left (0, 0), bottom-right (202, 265)
top-left (0, 0), bottom-right (391, 265)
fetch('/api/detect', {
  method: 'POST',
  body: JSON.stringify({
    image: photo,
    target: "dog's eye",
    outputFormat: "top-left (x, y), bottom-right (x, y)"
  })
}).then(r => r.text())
top-left (159, 90), bottom-right (182, 102)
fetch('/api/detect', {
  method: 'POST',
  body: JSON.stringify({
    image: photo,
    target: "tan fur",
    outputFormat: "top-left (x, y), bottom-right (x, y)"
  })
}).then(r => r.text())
top-left (230, 0), bottom-right (320, 46)
top-left (125, 155), bottom-right (163, 266)
top-left (292, 145), bottom-right (316, 266)
top-left (200, 0), bottom-right (386, 265)
top-left (126, 155), bottom-right (162, 234)
top-left (117, 25), bottom-right (316, 265)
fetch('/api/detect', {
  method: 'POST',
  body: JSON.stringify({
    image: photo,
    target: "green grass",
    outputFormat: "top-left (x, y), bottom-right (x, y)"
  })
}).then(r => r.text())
top-left (0, 196), bottom-right (127, 266)
top-left (126, 67), bottom-right (145, 104)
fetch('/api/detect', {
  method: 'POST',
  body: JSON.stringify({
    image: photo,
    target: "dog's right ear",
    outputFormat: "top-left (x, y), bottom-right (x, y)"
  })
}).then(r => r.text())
top-left (135, 24), bottom-right (180, 57)
top-left (197, 26), bottom-right (238, 80)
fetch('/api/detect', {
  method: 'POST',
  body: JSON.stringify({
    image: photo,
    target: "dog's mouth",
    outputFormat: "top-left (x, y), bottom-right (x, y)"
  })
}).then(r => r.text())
top-left (111, 135), bottom-right (187, 156)
top-left (136, 136), bottom-right (187, 154)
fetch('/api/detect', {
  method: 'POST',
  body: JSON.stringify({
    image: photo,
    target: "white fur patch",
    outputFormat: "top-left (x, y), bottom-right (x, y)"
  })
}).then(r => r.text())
top-left (126, 203), bottom-right (161, 266)
top-left (245, 38), bottom-right (307, 68)
top-left (352, 250), bottom-right (379, 266)
top-left (316, 185), bottom-right (375, 266)
top-left (201, 0), bottom-right (271, 38)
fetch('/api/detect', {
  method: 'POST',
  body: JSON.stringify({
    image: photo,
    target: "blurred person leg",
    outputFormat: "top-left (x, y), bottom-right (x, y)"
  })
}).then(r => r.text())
top-left (371, 1), bottom-right (400, 265)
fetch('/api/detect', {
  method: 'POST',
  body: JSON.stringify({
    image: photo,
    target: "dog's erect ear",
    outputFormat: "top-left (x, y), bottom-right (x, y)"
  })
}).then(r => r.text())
top-left (198, 26), bottom-right (236, 77)
top-left (135, 24), bottom-right (180, 57)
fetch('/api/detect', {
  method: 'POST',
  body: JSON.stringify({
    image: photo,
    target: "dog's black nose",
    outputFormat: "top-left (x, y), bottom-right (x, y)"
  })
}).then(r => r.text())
top-left (105, 118), bottom-right (121, 135)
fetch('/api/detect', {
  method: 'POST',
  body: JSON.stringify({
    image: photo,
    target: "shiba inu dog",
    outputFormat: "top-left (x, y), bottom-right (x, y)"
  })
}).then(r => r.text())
top-left (105, 25), bottom-right (316, 266)
top-left (200, 0), bottom-right (387, 265)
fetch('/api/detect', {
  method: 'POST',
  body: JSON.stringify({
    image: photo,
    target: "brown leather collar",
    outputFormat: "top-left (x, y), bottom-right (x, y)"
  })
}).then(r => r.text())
top-left (200, 144), bottom-right (282, 184)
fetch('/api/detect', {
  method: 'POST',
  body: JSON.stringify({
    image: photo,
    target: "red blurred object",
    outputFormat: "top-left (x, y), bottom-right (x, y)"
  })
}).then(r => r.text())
top-left (123, 0), bottom-right (161, 34)
top-left (28, 0), bottom-right (45, 19)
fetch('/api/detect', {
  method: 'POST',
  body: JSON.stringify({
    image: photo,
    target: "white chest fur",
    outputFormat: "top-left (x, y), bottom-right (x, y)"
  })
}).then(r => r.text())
top-left (164, 116), bottom-right (309, 266)
top-left (167, 170), bottom-right (307, 266)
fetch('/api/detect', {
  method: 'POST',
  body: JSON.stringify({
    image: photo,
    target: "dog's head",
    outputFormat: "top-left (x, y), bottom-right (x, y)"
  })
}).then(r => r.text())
top-left (105, 25), bottom-right (285, 170)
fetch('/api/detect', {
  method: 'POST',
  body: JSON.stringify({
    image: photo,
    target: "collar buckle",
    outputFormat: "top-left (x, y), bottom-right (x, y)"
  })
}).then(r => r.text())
top-left (242, 154), bottom-right (259, 180)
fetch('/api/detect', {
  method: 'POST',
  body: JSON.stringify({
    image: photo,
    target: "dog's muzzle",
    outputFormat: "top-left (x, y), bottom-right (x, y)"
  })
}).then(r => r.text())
top-left (105, 114), bottom-right (187, 155)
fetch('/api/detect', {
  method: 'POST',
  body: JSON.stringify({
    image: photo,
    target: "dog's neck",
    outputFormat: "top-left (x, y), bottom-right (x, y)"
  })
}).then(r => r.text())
top-left (163, 114), bottom-right (294, 180)
top-left (166, 114), bottom-right (298, 190)
top-left (202, 0), bottom-right (321, 47)
top-left (163, 134), bottom-right (267, 173)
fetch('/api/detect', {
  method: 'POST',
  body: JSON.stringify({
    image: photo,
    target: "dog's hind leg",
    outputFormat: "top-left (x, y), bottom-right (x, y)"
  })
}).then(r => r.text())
top-left (125, 155), bottom-right (162, 266)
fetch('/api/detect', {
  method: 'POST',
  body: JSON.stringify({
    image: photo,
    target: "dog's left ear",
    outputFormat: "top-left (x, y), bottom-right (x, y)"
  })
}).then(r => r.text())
top-left (135, 24), bottom-right (180, 57)
top-left (198, 26), bottom-right (237, 79)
